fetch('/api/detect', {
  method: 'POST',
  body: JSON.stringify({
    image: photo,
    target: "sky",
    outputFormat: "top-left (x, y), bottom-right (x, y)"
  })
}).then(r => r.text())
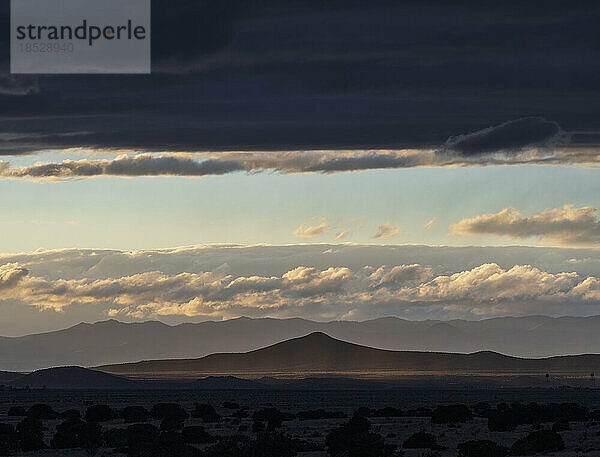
top-left (1, 1), bottom-right (600, 335)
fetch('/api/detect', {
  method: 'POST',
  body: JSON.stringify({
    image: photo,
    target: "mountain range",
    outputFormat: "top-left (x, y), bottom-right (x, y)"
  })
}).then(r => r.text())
top-left (97, 332), bottom-right (600, 379)
top-left (3, 315), bottom-right (600, 371)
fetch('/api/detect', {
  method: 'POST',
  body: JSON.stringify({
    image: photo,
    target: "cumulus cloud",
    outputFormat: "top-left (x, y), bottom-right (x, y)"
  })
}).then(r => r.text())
top-left (0, 263), bottom-right (29, 289)
top-left (374, 223), bottom-right (401, 239)
top-left (424, 218), bottom-right (437, 230)
top-left (443, 117), bottom-right (569, 156)
top-left (449, 205), bottom-right (600, 247)
top-left (1, 258), bottom-right (599, 320)
top-left (334, 230), bottom-right (349, 240)
top-left (293, 222), bottom-right (329, 238)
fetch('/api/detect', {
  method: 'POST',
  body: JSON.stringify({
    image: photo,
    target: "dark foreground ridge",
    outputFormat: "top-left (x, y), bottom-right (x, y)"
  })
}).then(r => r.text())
top-left (96, 332), bottom-right (600, 380)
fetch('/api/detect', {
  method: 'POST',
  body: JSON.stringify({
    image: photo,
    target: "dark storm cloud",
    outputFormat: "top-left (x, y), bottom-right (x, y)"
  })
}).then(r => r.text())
top-left (443, 117), bottom-right (568, 156)
top-left (0, 1), bottom-right (599, 153)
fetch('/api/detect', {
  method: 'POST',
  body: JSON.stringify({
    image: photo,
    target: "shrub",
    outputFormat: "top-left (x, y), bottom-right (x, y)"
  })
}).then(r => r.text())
top-left (431, 404), bottom-right (473, 424)
top-left (511, 430), bottom-right (565, 455)
top-left (190, 403), bottom-right (220, 422)
top-left (59, 409), bottom-right (81, 419)
top-left (51, 418), bottom-right (103, 450)
top-left (403, 432), bottom-right (445, 450)
top-left (298, 409), bottom-right (347, 421)
top-left (160, 417), bottom-right (184, 431)
top-left (104, 427), bottom-right (128, 448)
top-left (552, 420), bottom-right (570, 432)
top-left (0, 423), bottom-right (16, 455)
top-left (202, 433), bottom-right (314, 457)
top-left (26, 403), bottom-right (58, 420)
top-left (326, 416), bottom-right (396, 457)
top-left (7, 406), bottom-right (26, 417)
top-left (121, 405), bottom-right (150, 423)
top-left (372, 407), bottom-right (404, 418)
top-left (232, 408), bottom-right (249, 419)
top-left (152, 403), bottom-right (189, 422)
top-left (458, 440), bottom-right (509, 457)
top-left (222, 401), bottom-right (240, 409)
top-left (16, 417), bottom-right (46, 451)
top-left (86, 404), bottom-right (114, 422)
top-left (253, 408), bottom-right (294, 424)
top-left (182, 425), bottom-right (216, 444)
top-left (488, 402), bottom-right (589, 432)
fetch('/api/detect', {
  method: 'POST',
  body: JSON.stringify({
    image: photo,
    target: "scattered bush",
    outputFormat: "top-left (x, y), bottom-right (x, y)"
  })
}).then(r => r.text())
top-left (458, 440), bottom-right (508, 457)
top-left (121, 405), bottom-right (150, 423)
top-left (202, 433), bottom-right (315, 457)
top-left (432, 404), bottom-right (473, 424)
top-left (7, 406), bottom-right (26, 417)
top-left (253, 407), bottom-right (294, 429)
top-left (372, 407), bottom-right (405, 418)
top-left (511, 430), bottom-right (565, 455)
top-left (51, 418), bottom-right (102, 450)
top-left (325, 416), bottom-right (396, 457)
top-left (85, 404), bottom-right (114, 422)
top-left (232, 408), bottom-right (249, 419)
top-left (26, 403), bottom-right (58, 420)
top-left (403, 432), bottom-right (445, 451)
top-left (181, 425), bottom-right (216, 444)
top-left (0, 423), bottom-right (16, 455)
top-left (488, 402), bottom-right (589, 431)
top-left (552, 420), bottom-right (570, 432)
top-left (104, 427), bottom-right (128, 448)
top-left (16, 417), bottom-right (47, 451)
top-left (252, 421), bottom-right (265, 433)
top-left (297, 409), bottom-right (347, 421)
top-left (59, 409), bottom-right (81, 419)
top-left (152, 403), bottom-right (189, 422)
top-left (160, 417), bottom-right (184, 431)
top-left (191, 403), bottom-right (220, 422)
top-left (222, 401), bottom-right (240, 409)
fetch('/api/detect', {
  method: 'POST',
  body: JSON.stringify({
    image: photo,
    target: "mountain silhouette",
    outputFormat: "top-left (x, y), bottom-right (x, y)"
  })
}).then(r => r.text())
top-left (10, 366), bottom-right (135, 389)
top-left (4, 315), bottom-right (600, 371)
top-left (97, 332), bottom-right (600, 378)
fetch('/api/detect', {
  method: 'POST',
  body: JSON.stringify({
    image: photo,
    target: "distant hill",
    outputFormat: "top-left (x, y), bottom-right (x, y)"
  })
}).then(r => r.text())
top-left (194, 376), bottom-right (266, 389)
top-left (4, 315), bottom-right (600, 371)
top-left (97, 332), bottom-right (600, 379)
top-left (0, 370), bottom-right (23, 384)
top-left (10, 366), bottom-right (136, 389)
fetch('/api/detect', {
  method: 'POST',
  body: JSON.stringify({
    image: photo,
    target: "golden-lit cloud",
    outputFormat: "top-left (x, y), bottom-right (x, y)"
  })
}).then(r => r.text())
top-left (293, 222), bottom-right (329, 238)
top-left (449, 205), bottom-right (600, 247)
top-left (424, 218), bottom-right (437, 230)
top-left (374, 223), bottom-right (401, 239)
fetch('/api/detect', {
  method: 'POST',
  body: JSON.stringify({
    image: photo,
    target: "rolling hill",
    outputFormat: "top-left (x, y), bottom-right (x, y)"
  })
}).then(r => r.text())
top-left (97, 332), bottom-right (600, 379)
top-left (10, 366), bottom-right (136, 389)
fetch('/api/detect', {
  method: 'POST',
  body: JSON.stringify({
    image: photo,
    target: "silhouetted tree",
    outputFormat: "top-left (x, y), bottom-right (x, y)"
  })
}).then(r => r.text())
top-left (86, 404), bottom-right (114, 422)
top-left (26, 403), bottom-right (58, 420)
top-left (458, 440), bottom-right (508, 457)
top-left (403, 432), bottom-right (445, 451)
top-left (326, 416), bottom-right (395, 457)
top-left (152, 403), bottom-right (189, 422)
top-left (511, 430), bottom-right (564, 455)
top-left (122, 406), bottom-right (150, 423)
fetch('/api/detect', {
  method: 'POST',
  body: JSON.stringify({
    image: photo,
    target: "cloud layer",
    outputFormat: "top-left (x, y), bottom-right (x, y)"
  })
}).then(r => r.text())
top-left (450, 205), bottom-right (600, 247)
top-left (1, 260), bottom-right (599, 322)
top-left (443, 117), bottom-right (568, 156)
top-left (3, 244), bottom-right (600, 335)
